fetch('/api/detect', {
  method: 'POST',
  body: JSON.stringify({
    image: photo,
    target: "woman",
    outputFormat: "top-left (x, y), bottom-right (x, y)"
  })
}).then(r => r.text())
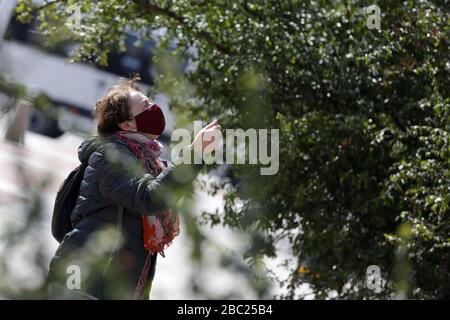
top-left (47, 75), bottom-right (220, 299)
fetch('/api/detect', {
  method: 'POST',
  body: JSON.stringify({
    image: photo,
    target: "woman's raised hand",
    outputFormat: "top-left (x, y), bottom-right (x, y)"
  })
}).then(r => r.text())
top-left (190, 119), bottom-right (221, 157)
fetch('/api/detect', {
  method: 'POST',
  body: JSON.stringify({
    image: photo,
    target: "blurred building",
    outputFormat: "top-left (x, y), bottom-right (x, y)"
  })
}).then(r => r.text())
top-left (0, 1), bottom-right (176, 149)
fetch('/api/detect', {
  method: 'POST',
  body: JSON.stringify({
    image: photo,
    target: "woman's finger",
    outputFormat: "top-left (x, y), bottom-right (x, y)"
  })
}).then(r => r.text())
top-left (206, 124), bottom-right (221, 131)
top-left (204, 119), bottom-right (218, 130)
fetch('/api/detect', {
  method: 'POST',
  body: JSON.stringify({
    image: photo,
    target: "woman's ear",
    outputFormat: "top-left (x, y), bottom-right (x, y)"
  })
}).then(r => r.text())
top-left (117, 122), bottom-right (127, 131)
top-left (118, 120), bottom-right (134, 131)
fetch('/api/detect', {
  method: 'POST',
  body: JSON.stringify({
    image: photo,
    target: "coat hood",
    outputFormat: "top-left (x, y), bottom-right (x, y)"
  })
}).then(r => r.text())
top-left (77, 135), bottom-right (130, 163)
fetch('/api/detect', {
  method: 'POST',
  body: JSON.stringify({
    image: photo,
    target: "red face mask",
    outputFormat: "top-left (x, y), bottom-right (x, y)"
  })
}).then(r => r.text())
top-left (134, 103), bottom-right (166, 135)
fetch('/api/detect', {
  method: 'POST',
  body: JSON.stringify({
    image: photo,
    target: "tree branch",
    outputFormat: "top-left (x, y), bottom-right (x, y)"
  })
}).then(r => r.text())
top-left (132, 0), bottom-right (234, 55)
top-left (33, 0), bottom-right (66, 12)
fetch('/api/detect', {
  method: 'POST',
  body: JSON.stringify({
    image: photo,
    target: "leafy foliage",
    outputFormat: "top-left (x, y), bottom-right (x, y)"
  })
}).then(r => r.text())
top-left (15, 0), bottom-right (450, 298)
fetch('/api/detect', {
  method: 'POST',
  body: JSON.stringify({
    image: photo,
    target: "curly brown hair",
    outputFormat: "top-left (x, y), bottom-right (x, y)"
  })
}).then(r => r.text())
top-left (94, 74), bottom-right (141, 136)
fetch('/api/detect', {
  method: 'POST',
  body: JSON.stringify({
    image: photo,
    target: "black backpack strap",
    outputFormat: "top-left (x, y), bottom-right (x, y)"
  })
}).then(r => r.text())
top-left (116, 205), bottom-right (124, 230)
top-left (102, 206), bottom-right (124, 278)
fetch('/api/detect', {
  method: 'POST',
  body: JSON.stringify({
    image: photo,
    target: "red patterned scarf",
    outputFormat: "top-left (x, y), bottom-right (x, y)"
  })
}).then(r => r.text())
top-left (113, 130), bottom-right (180, 257)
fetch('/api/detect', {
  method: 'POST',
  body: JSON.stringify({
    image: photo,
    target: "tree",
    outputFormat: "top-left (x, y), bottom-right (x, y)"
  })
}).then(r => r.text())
top-left (15, 0), bottom-right (449, 299)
